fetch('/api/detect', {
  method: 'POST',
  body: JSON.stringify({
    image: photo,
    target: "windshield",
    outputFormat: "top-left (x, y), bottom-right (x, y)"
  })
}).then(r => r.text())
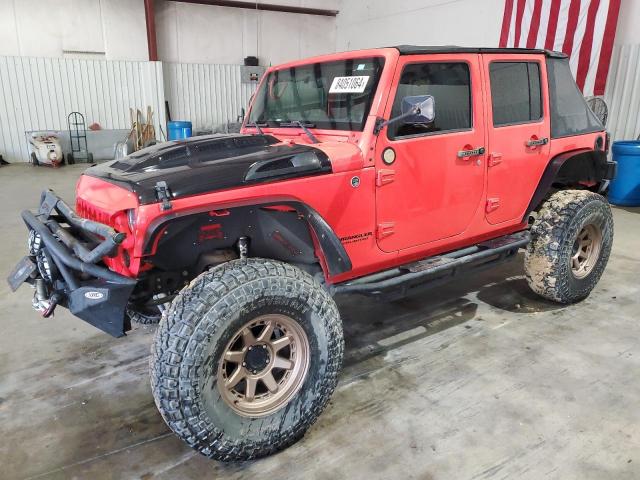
top-left (249, 57), bottom-right (385, 131)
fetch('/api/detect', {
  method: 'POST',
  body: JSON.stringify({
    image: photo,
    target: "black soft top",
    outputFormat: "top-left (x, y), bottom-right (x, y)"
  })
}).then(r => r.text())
top-left (393, 45), bottom-right (567, 58)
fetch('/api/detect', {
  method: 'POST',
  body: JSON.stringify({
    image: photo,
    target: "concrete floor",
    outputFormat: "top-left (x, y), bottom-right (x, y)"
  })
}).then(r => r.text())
top-left (1, 163), bottom-right (639, 480)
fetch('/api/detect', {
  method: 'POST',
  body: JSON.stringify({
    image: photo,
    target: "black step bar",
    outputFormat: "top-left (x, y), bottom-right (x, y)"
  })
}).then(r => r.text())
top-left (332, 231), bottom-right (530, 296)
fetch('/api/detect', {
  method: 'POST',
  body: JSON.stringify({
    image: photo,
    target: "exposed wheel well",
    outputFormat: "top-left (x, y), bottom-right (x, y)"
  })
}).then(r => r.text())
top-left (524, 148), bottom-right (614, 222)
top-left (133, 202), bottom-right (351, 303)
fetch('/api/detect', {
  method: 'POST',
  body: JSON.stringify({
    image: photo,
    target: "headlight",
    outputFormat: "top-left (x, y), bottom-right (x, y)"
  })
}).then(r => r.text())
top-left (28, 230), bottom-right (42, 255)
top-left (36, 249), bottom-right (56, 282)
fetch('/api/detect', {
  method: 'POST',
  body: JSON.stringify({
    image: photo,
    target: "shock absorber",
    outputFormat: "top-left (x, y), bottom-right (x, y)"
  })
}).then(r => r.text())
top-left (238, 236), bottom-right (249, 260)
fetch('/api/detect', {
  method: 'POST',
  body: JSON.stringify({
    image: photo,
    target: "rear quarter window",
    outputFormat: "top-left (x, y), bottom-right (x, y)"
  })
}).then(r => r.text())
top-left (546, 57), bottom-right (603, 138)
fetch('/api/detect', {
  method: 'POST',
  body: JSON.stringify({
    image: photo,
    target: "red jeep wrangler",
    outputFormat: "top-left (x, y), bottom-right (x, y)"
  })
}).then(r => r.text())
top-left (9, 46), bottom-right (616, 461)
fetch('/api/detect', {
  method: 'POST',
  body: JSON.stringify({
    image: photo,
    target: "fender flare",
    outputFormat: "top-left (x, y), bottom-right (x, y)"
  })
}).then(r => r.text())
top-left (141, 199), bottom-right (352, 277)
top-left (523, 148), bottom-right (616, 222)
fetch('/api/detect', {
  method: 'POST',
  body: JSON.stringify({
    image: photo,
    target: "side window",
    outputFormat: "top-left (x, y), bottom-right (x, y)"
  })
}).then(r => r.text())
top-left (489, 62), bottom-right (542, 126)
top-left (388, 62), bottom-right (471, 140)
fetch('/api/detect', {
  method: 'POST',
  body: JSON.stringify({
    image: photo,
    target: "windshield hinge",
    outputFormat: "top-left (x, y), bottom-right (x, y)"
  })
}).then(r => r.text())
top-left (373, 117), bottom-right (385, 136)
top-left (155, 181), bottom-right (173, 211)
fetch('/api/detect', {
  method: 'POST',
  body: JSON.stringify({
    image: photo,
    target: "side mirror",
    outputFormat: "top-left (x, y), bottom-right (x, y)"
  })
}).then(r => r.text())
top-left (373, 94), bottom-right (435, 135)
top-left (401, 95), bottom-right (435, 124)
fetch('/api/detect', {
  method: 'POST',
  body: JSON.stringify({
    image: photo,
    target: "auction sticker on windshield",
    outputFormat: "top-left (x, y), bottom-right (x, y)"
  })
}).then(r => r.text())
top-left (329, 76), bottom-right (369, 93)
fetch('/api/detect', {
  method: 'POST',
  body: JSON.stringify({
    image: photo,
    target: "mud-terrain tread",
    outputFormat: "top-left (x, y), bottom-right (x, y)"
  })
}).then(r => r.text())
top-left (150, 258), bottom-right (343, 461)
top-left (127, 307), bottom-right (161, 325)
top-left (525, 190), bottom-right (613, 304)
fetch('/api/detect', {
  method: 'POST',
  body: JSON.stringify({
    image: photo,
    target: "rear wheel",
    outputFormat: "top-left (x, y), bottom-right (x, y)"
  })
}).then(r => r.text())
top-left (525, 190), bottom-right (613, 304)
top-left (150, 258), bottom-right (343, 461)
top-left (67, 153), bottom-right (75, 165)
top-left (30, 152), bottom-right (39, 166)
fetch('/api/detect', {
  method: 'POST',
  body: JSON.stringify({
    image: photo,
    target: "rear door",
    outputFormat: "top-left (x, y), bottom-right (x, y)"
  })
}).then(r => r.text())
top-left (374, 54), bottom-right (486, 252)
top-left (482, 54), bottom-right (550, 224)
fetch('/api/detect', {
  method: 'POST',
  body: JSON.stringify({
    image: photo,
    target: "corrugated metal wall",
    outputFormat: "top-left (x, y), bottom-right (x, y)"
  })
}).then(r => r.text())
top-left (163, 63), bottom-right (258, 131)
top-left (0, 56), bottom-right (166, 163)
top-left (604, 44), bottom-right (640, 142)
top-left (0, 57), bottom-right (258, 162)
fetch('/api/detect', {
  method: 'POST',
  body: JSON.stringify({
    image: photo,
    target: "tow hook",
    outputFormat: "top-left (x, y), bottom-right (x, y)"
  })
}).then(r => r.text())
top-left (42, 293), bottom-right (62, 318)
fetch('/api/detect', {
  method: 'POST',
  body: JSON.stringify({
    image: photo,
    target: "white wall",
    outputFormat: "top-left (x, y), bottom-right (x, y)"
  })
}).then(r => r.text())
top-left (603, 1), bottom-right (640, 140)
top-left (615, 0), bottom-right (640, 45)
top-left (155, 0), bottom-right (338, 66)
top-left (164, 62), bottom-right (258, 129)
top-left (0, 0), bottom-right (148, 60)
top-left (336, 0), bottom-right (637, 50)
top-left (336, 0), bottom-right (504, 51)
top-left (0, 0), bottom-right (337, 65)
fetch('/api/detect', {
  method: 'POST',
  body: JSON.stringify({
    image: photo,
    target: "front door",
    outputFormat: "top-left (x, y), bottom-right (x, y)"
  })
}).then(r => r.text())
top-left (482, 54), bottom-right (551, 225)
top-left (375, 54), bottom-right (486, 253)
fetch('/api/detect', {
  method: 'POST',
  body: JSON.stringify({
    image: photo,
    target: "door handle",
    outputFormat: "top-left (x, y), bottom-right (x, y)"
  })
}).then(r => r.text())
top-left (526, 137), bottom-right (549, 147)
top-left (457, 147), bottom-right (485, 158)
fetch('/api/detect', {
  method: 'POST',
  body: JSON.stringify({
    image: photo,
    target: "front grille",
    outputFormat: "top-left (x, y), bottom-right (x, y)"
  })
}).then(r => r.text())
top-left (76, 198), bottom-right (113, 227)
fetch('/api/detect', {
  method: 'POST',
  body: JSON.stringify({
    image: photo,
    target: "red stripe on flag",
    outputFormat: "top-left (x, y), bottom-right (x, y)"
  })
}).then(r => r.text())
top-left (500, 0), bottom-right (515, 47)
top-left (544, 0), bottom-right (562, 50)
top-left (594, 0), bottom-right (621, 95)
top-left (562, 0), bottom-right (582, 56)
top-left (513, 0), bottom-right (527, 47)
top-left (526, 0), bottom-right (544, 48)
top-left (575, 0), bottom-right (601, 90)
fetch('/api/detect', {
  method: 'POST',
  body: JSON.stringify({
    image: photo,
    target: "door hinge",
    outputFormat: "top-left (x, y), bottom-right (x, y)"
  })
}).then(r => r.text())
top-left (376, 222), bottom-right (395, 239)
top-left (486, 198), bottom-right (500, 213)
top-left (488, 153), bottom-right (502, 167)
top-left (376, 169), bottom-right (395, 186)
top-left (155, 181), bottom-right (173, 211)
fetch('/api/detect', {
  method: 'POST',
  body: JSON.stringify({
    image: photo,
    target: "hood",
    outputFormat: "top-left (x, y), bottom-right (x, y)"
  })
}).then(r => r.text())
top-left (84, 134), bottom-right (332, 205)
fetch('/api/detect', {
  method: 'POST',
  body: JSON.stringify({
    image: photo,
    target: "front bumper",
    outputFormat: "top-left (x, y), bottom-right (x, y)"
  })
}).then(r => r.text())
top-left (7, 190), bottom-right (136, 337)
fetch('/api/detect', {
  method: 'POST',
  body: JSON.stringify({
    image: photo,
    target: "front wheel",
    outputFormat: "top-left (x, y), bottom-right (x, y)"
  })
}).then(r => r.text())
top-left (126, 304), bottom-right (162, 325)
top-left (150, 258), bottom-right (343, 461)
top-left (525, 190), bottom-right (613, 304)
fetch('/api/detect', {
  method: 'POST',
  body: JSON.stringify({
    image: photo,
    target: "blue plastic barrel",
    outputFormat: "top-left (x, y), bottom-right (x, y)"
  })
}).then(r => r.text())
top-left (167, 121), bottom-right (192, 140)
top-left (609, 141), bottom-right (640, 206)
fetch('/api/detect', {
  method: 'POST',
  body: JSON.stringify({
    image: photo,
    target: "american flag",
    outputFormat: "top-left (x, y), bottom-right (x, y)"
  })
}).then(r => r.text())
top-left (499, 0), bottom-right (621, 96)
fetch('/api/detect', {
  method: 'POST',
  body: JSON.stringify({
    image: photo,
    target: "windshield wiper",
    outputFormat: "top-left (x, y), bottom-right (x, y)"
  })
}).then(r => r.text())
top-left (279, 121), bottom-right (319, 144)
top-left (246, 121), bottom-right (266, 135)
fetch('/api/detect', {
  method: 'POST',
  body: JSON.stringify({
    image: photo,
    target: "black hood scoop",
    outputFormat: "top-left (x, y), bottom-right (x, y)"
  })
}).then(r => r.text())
top-left (85, 134), bottom-right (331, 205)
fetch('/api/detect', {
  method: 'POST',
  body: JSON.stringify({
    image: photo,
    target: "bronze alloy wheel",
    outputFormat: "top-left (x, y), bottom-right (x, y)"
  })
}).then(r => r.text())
top-left (217, 314), bottom-right (310, 417)
top-left (571, 223), bottom-right (603, 279)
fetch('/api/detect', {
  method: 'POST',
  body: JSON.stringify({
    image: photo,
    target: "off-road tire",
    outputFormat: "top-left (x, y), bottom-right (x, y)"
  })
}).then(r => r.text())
top-left (525, 190), bottom-right (613, 304)
top-left (150, 258), bottom-right (343, 461)
top-left (67, 153), bottom-right (75, 165)
top-left (30, 152), bottom-right (39, 166)
top-left (126, 306), bottom-right (161, 325)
